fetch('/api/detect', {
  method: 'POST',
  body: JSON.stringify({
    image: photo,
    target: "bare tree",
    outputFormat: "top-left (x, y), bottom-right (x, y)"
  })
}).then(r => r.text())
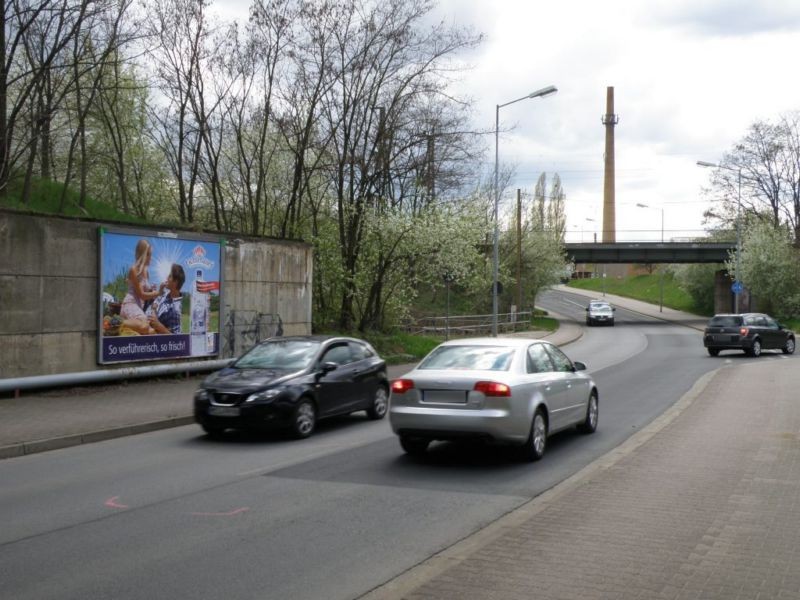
top-left (218, 0), bottom-right (294, 235)
top-left (780, 112), bottom-right (800, 246)
top-left (318, 0), bottom-right (480, 330)
top-left (93, 58), bottom-right (158, 216)
top-left (275, 0), bottom-right (341, 239)
top-left (710, 113), bottom-right (800, 247)
top-left (1, 0), bottom-right (91, 200)
top-left (145, 0), bottom-right (215, 223)
top-left (58, 0), bottom-right (139, 211)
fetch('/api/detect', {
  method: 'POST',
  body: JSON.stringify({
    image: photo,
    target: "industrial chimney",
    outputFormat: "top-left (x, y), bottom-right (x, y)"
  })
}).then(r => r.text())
top-left (602, 87), bottom-right (619, 243)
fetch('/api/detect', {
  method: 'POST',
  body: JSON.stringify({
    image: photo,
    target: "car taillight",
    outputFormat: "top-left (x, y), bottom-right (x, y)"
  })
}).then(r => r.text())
top-left (474, 381), bottom-right (511, 397)
top-left (740, 327), bottom-right (749, 336)
top-left (391, 379), bottom-right (415, 394)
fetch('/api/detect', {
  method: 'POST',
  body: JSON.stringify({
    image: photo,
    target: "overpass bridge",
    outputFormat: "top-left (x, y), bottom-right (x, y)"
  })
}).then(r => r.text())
top-left (564, 240), bottom-right (744, 314)
top-left (564, 241), bottom-right (735, 264)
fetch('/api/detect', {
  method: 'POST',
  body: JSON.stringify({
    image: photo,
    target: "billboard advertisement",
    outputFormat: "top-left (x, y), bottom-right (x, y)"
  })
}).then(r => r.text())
top-left (98, 228), bottom-right (223, 364)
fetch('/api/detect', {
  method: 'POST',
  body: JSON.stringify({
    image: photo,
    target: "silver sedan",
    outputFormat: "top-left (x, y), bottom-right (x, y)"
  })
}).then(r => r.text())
top-left (389, 337), bottom-right (598, 461)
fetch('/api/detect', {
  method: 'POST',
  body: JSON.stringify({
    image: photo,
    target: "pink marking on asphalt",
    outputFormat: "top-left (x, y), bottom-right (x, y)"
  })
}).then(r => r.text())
top-left (190, 507), bottom-right (250, 517)
top-left (104, 496), bottom-right (129, 509)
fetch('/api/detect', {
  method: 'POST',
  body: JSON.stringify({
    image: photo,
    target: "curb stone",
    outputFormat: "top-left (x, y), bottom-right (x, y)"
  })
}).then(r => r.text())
top-left (0, 416), bottom-right (195, 459)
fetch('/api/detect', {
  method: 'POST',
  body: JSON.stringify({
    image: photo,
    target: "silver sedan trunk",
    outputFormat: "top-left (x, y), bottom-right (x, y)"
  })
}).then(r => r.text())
top-left (389, 338), bottom-right (598, 460)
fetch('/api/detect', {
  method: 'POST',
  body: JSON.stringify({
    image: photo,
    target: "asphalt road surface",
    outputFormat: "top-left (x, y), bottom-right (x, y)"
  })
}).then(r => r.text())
top-left (0, 289), bottom-right (785, 600)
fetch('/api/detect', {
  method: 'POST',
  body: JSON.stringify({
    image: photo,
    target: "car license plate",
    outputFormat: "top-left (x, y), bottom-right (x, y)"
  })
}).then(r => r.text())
top-left (422, 390), bottom-right (468, 404)
top-left (209, 406), bottom-right (240, 417)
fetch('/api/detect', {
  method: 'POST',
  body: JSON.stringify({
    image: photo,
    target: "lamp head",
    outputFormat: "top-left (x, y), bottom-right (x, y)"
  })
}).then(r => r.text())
top-left (696, 160), bottom-right (719, 168)
top-left (529, 85), bottom-right (558, 99)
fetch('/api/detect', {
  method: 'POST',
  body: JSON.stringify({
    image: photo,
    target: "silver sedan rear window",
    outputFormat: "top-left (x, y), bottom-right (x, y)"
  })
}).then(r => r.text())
top-left (419, 346), bottom-right (515, 371)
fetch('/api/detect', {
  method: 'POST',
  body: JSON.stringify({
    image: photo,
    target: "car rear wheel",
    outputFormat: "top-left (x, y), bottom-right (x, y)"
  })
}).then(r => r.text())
top-left (707, 347), bottom-right (720, 356)
top-left (746, 339), bottom-right (762, 357)
top-left (291, 399), bottom-right (316, 439)
top-left (366, 385), bottom-right (389, 420)
top-left (399, 435), bottom-right (430, 456)
top-left (783, 338), bottom-right (796, 355)
top-left (521, 409), bottom-right (547, 462)
top-left (578, 391), bottom-right (598, 434)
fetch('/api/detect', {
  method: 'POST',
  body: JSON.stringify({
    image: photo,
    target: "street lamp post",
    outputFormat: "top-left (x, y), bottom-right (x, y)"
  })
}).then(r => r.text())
top-left (697, 160), bottom-right (742, 313)
top-left (585, 217), bottom-right (596, 240)
top-left (583, 217), bottom-right (597, 277)
top-left (492, 85), bottom-right (557, 336)
top-left (636, 202), bottom-right (664, 312)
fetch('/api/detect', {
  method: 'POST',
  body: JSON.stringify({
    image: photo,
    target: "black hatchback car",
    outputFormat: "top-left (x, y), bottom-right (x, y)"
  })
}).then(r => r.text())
top-left (703, 313), bottom-right (796, 357)
top-left (194, 336), bottom-right (388, 438)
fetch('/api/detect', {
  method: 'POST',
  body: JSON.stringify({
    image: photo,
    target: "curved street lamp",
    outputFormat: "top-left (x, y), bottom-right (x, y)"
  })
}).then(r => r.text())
top-left (492, 85), bottom-right (558, 336)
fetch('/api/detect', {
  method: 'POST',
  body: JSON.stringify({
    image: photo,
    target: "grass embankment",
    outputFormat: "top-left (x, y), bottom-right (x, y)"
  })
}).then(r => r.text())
top-left (2, 178), bottom-right (146, 224)
top-left (568, 273), bottom-right (701, 314)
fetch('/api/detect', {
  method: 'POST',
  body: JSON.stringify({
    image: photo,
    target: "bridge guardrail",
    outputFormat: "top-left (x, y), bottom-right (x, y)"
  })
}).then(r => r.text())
top-left (405, 311), bottom-right (533, 338)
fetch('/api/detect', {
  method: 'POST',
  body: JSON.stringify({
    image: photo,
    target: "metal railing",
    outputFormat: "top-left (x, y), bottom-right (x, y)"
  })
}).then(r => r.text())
top-left (407, 311), bottom-right (533, 338)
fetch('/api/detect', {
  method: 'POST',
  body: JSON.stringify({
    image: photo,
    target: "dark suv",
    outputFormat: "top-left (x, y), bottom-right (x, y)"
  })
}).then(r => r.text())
top-left (703, 313), bottom-right (796, 357)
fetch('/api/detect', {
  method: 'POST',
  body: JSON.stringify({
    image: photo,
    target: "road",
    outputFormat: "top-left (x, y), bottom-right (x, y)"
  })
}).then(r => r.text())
top-left (0, 289), bottom-right (781, 600)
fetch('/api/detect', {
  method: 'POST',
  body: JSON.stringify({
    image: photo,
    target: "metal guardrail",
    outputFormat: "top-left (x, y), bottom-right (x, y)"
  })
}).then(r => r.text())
top-left (0, 359), bottom-right (233, 395)
top-left (407, 311), bottom-right (533, 338)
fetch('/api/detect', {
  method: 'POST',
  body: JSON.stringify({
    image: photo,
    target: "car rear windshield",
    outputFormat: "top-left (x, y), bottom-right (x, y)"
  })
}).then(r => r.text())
top-left (419, 345), bottom-right (515, 371)
top-left (235, 340), bottom-right (321, 370)
top-left (708, 316), bottom-right (743, 327)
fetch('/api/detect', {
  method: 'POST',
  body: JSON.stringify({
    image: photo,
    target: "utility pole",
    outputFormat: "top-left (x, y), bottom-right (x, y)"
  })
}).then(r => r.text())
top-left (378, 106), bottom-right (389, 203)
top-left (427, 132), bottom-right (435, 201)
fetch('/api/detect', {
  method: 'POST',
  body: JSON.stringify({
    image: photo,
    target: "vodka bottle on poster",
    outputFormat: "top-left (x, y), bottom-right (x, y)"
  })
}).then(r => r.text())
top-left (191, 269), bottom-right (209, 354)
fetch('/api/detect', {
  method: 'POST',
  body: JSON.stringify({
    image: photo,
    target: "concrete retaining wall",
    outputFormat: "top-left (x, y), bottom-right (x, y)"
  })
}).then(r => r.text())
top-left (0, 210), bottom-right (312, 378)
top-left (713, 269), bottom-right (753, 314)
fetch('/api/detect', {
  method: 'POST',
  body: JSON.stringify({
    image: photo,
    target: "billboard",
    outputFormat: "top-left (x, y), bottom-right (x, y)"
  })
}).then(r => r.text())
top-left (98, 228), bottom-right (223, 365)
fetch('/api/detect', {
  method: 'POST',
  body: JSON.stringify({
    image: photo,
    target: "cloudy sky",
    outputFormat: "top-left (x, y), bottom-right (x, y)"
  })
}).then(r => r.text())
top-left (214, 0), bottom-right (800, 242)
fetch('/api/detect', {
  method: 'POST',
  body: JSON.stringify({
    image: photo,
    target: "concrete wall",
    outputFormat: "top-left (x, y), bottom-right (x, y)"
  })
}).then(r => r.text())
top-left (0, 210), bottom-right (312, 378)
top-left (713, 269), bottom-right (753, 314)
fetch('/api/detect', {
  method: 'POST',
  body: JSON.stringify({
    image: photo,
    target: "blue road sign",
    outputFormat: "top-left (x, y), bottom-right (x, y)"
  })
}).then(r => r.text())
top-left (732, 281), bottom-right (744, 295)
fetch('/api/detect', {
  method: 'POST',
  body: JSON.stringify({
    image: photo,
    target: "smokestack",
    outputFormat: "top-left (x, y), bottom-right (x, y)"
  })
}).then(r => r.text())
top-left (601, 87), bottom-right (619, 243)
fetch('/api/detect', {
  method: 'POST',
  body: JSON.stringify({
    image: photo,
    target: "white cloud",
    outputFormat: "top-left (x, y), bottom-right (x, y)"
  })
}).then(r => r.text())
top-left (429, 0), bottom-right (800, 241)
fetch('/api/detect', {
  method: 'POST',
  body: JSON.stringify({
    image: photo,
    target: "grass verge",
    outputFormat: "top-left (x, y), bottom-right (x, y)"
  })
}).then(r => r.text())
top-left (567, 273), bottom-right (704, 315)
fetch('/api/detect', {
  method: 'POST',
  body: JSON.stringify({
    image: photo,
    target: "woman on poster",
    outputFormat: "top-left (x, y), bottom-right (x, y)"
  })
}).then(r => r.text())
top-left (120, 239), bottom-right (164, 334)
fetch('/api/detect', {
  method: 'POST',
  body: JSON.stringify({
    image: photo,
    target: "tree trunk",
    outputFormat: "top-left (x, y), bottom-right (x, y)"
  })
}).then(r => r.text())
top-left (0, 1), bottom-right (8, 197)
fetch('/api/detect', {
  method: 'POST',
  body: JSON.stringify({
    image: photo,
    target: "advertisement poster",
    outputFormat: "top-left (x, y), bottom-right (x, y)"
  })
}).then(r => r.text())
top-left (98, 228), bottom-right (222, 365)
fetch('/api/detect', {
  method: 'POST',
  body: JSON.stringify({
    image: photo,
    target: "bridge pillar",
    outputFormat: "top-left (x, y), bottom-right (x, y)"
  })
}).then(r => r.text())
top-left (714, 270), bottom-right (734, 314)
top-left (714, 270), bottom-right (753, 314)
